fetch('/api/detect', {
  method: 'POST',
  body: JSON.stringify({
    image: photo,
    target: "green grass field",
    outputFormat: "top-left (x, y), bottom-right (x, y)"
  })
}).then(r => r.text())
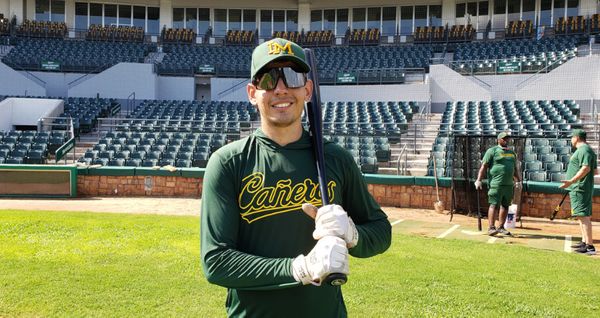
top-left (1, 210), bottom-right (599, 317)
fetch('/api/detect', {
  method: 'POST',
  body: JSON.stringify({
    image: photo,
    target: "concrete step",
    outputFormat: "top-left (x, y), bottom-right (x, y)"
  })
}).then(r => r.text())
top-left (407, 167), bottom-right (428, 176)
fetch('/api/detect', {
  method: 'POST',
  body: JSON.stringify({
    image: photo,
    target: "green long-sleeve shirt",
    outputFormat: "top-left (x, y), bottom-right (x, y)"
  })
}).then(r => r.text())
top-left (201, 129), bottom-right (391, 317)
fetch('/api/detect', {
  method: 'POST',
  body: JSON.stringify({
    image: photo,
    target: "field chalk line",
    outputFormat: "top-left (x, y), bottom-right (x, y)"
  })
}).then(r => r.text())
top-left (564, 235), bottom-right (572, 253)
top-left (437, 224), bottom-right (460, 238)
top-left (391, 219), bottom-right (405, 226)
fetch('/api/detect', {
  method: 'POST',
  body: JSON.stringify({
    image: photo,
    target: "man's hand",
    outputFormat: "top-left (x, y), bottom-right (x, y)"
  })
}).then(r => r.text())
top-left (474, 180), bottom-right (483, 190)
top-left (302, 204), bottom-right (359, 248)
top-left (559, 179), bottom-right (573, 189)
top-left (515, 181), bottom-right (522, 190)
top-left (291, 236), bottom-right (349, 286)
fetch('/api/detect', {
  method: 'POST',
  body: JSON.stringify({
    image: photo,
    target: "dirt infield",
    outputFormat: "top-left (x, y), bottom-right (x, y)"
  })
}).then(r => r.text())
top-left (0, 197), bottom-right (595, 239)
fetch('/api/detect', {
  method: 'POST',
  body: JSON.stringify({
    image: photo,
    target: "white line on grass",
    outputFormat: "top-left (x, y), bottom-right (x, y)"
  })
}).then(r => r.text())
top-left (437, 224), bottom-right (460, 238)
top-left (564, 235), bottom-right (572, 253)
top-left (487, 237), bottom-right (497, 244)
top-left (391, 219), bottom-right (405, 226)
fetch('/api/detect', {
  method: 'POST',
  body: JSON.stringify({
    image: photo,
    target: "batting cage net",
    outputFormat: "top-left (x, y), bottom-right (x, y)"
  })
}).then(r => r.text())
top-left (450, 135), bottom-right (527, 219)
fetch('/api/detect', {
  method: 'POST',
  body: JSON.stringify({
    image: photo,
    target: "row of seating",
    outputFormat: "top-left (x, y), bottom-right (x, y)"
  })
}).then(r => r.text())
top-left (2, 38), bottom-right (156, 73)
top-left (348, 28), bottom-right (380, 46)
top-left (0, 130), bottom-right (70, 164)
top-left (556, 16), bottom-right (586, 35)
top-left (414, 25), bottom-right (475, 43)
top-left (454, 49), bottom-right (575, 75)
top-left (80, 132), bottom-right (228, 168)
top-left (16, 20), bottom-right (66, 38)
top-left (453, 36), bottom-right (578, 62)
top-left (0, 15), bottom-right (9, 36)
top-left (506, 20), bottom-right (534, 38)
top-left (162, 27), bottom-right (196, 44)
top-left (225, 30), bottom-right (255, 45)
top-left (439, 100), bottom-right (581, 137)
top-left (301, 30), bottom-right (334, 47)
top-left (87, 25), bottom-right (144, 43)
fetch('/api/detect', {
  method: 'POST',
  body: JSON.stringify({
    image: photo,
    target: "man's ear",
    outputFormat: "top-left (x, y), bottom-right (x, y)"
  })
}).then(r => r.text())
top-left (247, 83), bottom-right (257, 105)
top-left (304, 79), bottom-right (314, 102)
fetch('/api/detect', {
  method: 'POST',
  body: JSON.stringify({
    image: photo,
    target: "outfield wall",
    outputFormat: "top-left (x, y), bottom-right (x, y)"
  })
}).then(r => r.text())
top-left (76, 167), bottom-right (600, 221)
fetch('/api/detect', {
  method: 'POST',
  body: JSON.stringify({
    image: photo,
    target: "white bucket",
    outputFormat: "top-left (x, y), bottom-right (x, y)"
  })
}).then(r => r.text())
top-left (504, 204), bottom-right (517, 229)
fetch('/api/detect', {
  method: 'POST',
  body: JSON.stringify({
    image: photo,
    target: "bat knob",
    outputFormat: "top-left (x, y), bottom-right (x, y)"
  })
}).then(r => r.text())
top-left (324, 273), bottom-right (347, 286)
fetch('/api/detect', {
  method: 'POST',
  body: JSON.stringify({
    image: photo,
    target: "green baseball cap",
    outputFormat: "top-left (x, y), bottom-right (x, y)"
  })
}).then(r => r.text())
top-left (250, 38), bottom-right (310, 80)
top-left (497, 132), bottom-right (510, 139)
top-left (569, 128), bottom-right (586, 138)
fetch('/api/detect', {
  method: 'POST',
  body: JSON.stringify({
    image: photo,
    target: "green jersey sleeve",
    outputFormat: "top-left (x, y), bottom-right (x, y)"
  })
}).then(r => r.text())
top-left (482, 147), bottom-right (494, 166)
top-left (201, 151), bottom-right (299, 291)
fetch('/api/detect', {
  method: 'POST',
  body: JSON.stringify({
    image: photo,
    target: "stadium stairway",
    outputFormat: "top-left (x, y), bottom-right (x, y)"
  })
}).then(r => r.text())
top-left (378, 113), bottom-right (441, 176)
top-left (72, 134), bottom-right (100, 164)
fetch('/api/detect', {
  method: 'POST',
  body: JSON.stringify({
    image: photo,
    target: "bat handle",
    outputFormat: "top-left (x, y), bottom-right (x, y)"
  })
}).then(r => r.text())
top-left (323, 273), bottom-right (347, 286)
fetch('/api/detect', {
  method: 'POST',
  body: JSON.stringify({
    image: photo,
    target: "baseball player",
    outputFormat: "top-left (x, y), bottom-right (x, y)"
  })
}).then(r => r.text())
top-left (475, 132), bottom-right (522, 236)
top-left (200, 38), bottom-right (391, 317)
top-left (560, 129), bottom-right (597, 255)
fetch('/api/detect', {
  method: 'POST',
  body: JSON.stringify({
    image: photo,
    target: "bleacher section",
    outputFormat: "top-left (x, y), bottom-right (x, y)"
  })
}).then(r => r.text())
top-left (0, 130), bottom-right (69, 164)
top-left (323, 101), bottom-right (417, 173)
top-left (158, 44), bottom-right (252, 76)
top-left (0, 15), bottom-right (9, 36)
top-left (79, 100), bottom-right (417, 173)
top-left (592, 14), bottom-right (600, 34)
top-left (2, 38), bottom-right (156, 72)
top-left (506, 20), bottom-right (534, 38)
top-left (162, 28), bottom-right (196, 44)
top-left (87, 25), bottom-right (144, 42)
top-left (225, 30), bottom-right (255, 45)
top-left (452, 37), bottom-right (579, 74)
top-left (314, 45), bottom-right (432, 84)
top-left (415, 25), bottom-right (474, 43)
top-left (58, 97), bottom-right (121, 136)
top-left (16, 20), bottom-right (66, 38)
top-left (427, 100), bottom-right (582, 179)
top-left (272, 31), bottom-right (301, 43)
top-left (158, 44), bottom-right (431, 78)
top-left (555, 16), bottom-right (586, 35)
top-left (348, 29), bottom-right (380, 46)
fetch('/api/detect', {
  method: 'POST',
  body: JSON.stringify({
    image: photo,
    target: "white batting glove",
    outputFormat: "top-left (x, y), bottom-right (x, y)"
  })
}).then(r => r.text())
top-left (474, 180), bottom-right (483, 190)
top-left (291, 236), bottom-right (349, 286)
top-left (306, 204), bottom-right (359, 248)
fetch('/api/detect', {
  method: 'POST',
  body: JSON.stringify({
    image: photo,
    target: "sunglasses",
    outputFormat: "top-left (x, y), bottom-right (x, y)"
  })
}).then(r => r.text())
top-left (253, 67), bottom-right (307, 90)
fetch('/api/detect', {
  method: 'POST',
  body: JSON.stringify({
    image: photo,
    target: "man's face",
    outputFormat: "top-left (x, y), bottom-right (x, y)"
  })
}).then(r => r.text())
top-left (498, 137), bottom-right (508, 147)
top-left (571, 135), bottom-right (578, 146)
top-left (247, 61), bottom-right (313, 130)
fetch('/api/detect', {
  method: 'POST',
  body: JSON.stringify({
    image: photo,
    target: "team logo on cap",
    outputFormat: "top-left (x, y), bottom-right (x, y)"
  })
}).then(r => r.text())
top-left (267, 41), bottom-right (294, 56)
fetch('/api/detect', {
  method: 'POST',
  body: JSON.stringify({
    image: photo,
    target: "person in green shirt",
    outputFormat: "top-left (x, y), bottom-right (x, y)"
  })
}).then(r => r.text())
top-left (559, 129), bottom-right (597, 255)
top-left (200, 38), bottom-right (391, 317)
top-left (475, 132), bottom-right (522, 236)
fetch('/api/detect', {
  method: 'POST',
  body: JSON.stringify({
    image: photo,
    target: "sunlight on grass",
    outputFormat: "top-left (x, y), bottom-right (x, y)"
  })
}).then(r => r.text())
top-left (1, 210), bottom-right (599, 317)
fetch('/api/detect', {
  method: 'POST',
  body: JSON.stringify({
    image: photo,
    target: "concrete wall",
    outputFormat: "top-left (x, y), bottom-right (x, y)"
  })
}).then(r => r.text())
top-left (29, 72), bottom-right (84, 97)
top-left (429, 64), bottom-right (491, 103)
top-left (429, 56), bottom-right (600, 108)
top-left (0, 98), bottom-right (63, 130)
top-left (211, 78), bottom-right (251, 102)
top-left (212, 78), bottom-right (430, 103)
top-left (157, 76), bottom-right (195, 100)
top-left (69, 63), bottom-right (158, 100)
top-left (515, 55), bottom-right (600, 101)
top-left (320, 83), bottom-right (430, 102)
top-left (76, 174), bottom-right (600, 221)
top-left (0, 62), bottom-right (46, 97)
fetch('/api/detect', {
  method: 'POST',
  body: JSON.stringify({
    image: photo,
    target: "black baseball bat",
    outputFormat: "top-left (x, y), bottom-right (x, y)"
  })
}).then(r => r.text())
top-left (304, 48), bottom-right (347, 287)
top-left (550, 192), bottom-right (569, 221)
top-left (476, 184), bottom-right (482, 231)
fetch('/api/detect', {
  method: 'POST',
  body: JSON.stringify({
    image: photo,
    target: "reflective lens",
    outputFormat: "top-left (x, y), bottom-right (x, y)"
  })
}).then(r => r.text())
top-left (254, 67), bottom-right (306, 90)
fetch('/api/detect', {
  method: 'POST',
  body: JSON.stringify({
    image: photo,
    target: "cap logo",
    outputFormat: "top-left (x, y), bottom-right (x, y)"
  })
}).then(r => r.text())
top-left (267, 41), bottom-right (294, 56)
